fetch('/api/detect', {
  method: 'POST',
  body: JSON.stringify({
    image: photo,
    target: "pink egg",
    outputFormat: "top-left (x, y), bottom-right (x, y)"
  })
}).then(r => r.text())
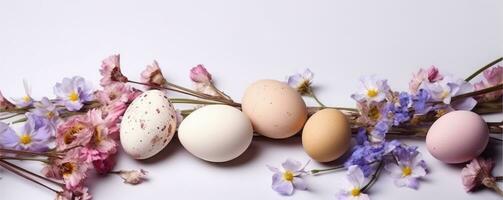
top-left (426, 110), bottom-right (488, 164)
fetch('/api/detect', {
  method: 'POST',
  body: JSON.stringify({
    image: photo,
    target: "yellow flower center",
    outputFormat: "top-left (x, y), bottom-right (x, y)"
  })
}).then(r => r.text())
top-left (61, 162), bottom-right (75, 177)
top-left (22, 96), bottom-right (31, 103)
top-left (402, 166), bottom-right (412, 177)
top-left (366, 89), bottom-right (378, 98)
top-left (351, 187), bottom-right (361, 196)
top-left (19, 134), bottom-right (32, 145)
top-left (282, 171), bottom-right (294, 182)
top-left (440, 91), bottom-right (449, 99)
top-left (46, 111), bottom-right (54, 119)
top-left (68, 91), bottom-right (79, 102)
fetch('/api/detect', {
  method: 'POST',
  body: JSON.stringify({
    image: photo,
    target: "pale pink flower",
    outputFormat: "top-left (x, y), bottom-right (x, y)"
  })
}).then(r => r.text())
top-left (56, 186), bottom-right (92, 200)
top-left (93, 153), bottom-right (117, 174)
top-left (117, 169), bottom-right (148, 185)
top-left (474, 66), bottom-right (503, 102)
top-left (44, 149), bottom-right (90, 190)
top-left (101, 102), bottom-right (127, 128)
top-left (0, 90), bottom-right (15, 111)
top-left (95, 82), bottom-right (132, 105)
top-left (140, 60), bottom-right (167, 89)
top-left (55, 115), bottom-right (92, 151)
top-left (461, 157), bottom-right (496, 192)
top-left (99, 54), bottom-right (128, 87)
top-left (190, 64), bottom-right (212, 83)
top-left (483, 66), bottom-right (502, 86)
top-left (79, 109), bottom-right (117, 162)
top-left (409, 66), bottom-right (443, 94)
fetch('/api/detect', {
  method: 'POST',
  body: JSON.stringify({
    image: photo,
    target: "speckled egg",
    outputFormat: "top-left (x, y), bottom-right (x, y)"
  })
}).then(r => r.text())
top-left (302, 109), bottom-right (351, 162)
top-left (241, 79), bottom-right (308, 139)
top-left (120, 90), bottom-right (177, 159)
top-left (426, 110), bottom-right (489, 164)
top-left (178, 105), bottom-right (253, 162)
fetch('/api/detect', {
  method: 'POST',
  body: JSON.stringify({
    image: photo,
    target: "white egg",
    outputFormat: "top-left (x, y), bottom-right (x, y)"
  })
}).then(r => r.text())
top-left (178, 105), bottom-right (253, 162)
top-left (120, 90), bottom-right (177, 159)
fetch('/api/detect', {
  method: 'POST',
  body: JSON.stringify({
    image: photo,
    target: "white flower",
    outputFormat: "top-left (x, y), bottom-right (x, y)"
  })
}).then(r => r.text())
top-left (351, 75), bottom-right (390, 103)
top-left (385, 153), bottom-right (427, 189)
top-left (335, 165), bottom-right (370, 200)
top-left (287, 69), bottom-right (314, 95)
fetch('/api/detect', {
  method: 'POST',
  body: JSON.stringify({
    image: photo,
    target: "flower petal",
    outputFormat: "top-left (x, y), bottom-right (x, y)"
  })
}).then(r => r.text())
top-left (272, 180), bottom-right (294, 196)
top-left (282, 158), bottom-right (302, 172)
top-left (347, 165), bottom-right (365, 187)
top-left (292, 177), bottom-right (307, 190)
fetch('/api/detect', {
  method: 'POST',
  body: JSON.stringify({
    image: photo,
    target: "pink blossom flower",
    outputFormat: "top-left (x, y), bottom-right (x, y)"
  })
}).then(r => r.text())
top-left (43, 149), bottom-right (90, 190)
top-left (461, 157), bottom-right (495, 192)
top-left (140, 60), bottom-right (167, 89)
top-left (99, 54), bottom-right (128, 87)
top-left (56, 186), bottom-right (92, 200)
top-left (101, 101), bottom-right (127, 127)
top-left (79, 109), bottom-right (118, 162)
top-left (116, 169), bottom-right (148, 185)
top-left (55, 115), bottom-right (92, 151)
top-left (95, 82), bottom-right (131, 105)
top-left (474, 66), bottom-right (502, 102)
top-left (409, 66), bottom-right (443, 94)
top-left (93, 152), bottom-right (117, 174)
top-left (190, 64), bottom-right (212, 83)
top-left (0, 90), bottom-right (15, 111)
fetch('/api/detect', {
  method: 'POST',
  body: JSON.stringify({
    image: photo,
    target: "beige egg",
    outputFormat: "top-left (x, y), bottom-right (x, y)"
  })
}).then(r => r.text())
top-left (241, 79), bottom-right (308, 139)
top-left (302, 109), bottom-right (351, 162)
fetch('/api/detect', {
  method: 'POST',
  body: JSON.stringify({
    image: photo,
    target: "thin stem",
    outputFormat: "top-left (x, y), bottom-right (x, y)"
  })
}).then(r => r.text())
top-left (0, 156), bottom-right (49, 163)
top-left (361, 161), bottom-right (384, 192)
top-left (452, 84), bottom-right (503, 101)
top-left (209, 83), bottom-right (234, 101)
top-left (0, 159), bottom-right (64, 187)
top-left (310, 164), bottom-right (345, 175)
top-left (0, 160), bottom-right (60, 193)
top-left (0, 148), bottom-right (62, 158)
top-left (465, 57), bottom-right (503, 81)
top-left (0, 113), bottom-right (21, 120)
top-left (308, 90), bottom-right (326, 108)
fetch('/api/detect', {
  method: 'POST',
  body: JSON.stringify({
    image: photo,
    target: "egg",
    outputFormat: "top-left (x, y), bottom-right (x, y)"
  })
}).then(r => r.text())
top-left (120, 90), bottom-right (177, 159)
top-left (302, 109), bottom-right (351, 162)
top-left (241, 79), bottom-right (308, 139)
top-left (426, 110), bottom-right (488, 164)
top-left (178, 105), bottom-right (253, 162)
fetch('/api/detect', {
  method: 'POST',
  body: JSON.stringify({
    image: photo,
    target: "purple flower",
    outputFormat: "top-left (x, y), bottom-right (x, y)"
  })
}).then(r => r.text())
top-left (352, 75), bottom-right (390, 103)
top-left (412, 89), bottom-right (432, 115)
top-left (32, 98), bottom-right (60, 135)
top-left (335, 165), bottom-right (370, 200)
top-left (53, 76), bottom-right (94, 111)
top-left (267, 158), bottom-right (308, 195)
top-left (287, 68), bottom-right (314, 95)
top-left (369, 121), bottom-right (389, 142)
top-left (190, 64), bottom-right (212, 84)
top-left (385, 145), bottom-right (427, 189)
top-left (0, 117), bottom-right (51, 152)
top-left (423, 76), bottom-right (477, 110)
top-left (392, 92), bottom-right (411, 125)
top-left (12, 80), bottom-right (34, 108)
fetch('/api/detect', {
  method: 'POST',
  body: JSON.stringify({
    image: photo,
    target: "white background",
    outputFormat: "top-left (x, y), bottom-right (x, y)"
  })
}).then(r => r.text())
top-left (0, 0), bottom-right (502, 199)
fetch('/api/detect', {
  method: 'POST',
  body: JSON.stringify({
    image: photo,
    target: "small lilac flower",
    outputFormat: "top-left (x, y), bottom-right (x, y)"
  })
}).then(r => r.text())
top-left (0, 118), bottom-right (51, 152)
top-left (423, 76), bottom-right (477, 110)
top-left (12, 80), bottom-right (34, 108)
top-left (392, 92), bottom-right (411, 125)
top-left (352, 75), bottom-right (390, 103)
top-left (53, 76), bottom-right (94, 111)
top-left (190, 64), bottom-right (212, 84)
top-left (335, 165), bottom-right (370, 200)
top-left (385, 146), bottom-right (427, 189)
top-left (412, 89), bottom-right (432, 115)
top-left (287, 68), bottom-right (314, 95)
top-left (369, 121), bottom-right (389, 143)
top-left (33, 97), bottom-right (60, 134)
top-left (267, 158), bottom-right (308, 195)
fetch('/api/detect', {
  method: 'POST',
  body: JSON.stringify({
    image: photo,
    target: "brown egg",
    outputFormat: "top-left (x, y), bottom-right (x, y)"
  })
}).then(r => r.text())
top-left (302, 109), bottom-right (351, 162)
top-left (241, 79), bottom-right (308, 139)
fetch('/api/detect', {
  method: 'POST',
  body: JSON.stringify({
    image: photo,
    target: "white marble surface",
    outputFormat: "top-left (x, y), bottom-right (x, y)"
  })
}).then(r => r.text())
top-left (0, 0), bottom-right (502, 199)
